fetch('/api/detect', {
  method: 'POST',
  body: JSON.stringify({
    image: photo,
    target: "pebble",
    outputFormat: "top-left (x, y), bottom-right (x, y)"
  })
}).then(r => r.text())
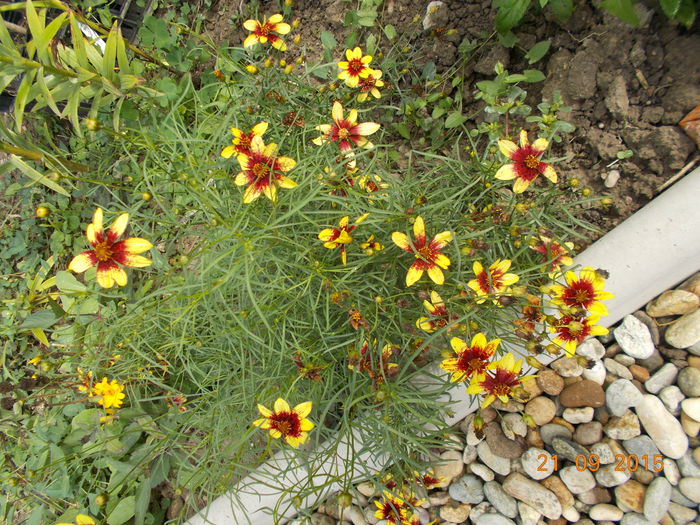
top-left (604, 410), bottom-right (641, 440)
top-left (591, 442), bottom-right (616, 464)
top-left (345, 506), bottom-right (367, 525)
top-left (477, 441), bottom-right (510, 476)
top-left (604, 357), bottom-right (634, 380)
top-left (563, 406), bottom-right (594, 424)
top-left (474, 513), bottom-right (515, 525)
top-left (579, 486), bottom-right (613, 504)
top-left (520, 447), bottom-right (554, 480)
top-left (615, 480), bottom-right (646, 513)
top-left (517, 502), bottom-right (540, 525)
top-left (524, 396), bottom-right (556, 426)
top-left (678, 477), bottom-right (700, 502)
top-left (470, 462), bottom-right (495, 482)
top-left (663, 458), bottom-right (681, 485)
top-left (559, 466), bottom-right (596, 494)
top-left (595, 464), bottom-right (632, 487)
top-left (356, 482), bottom-right (376, 498)
top-left (577, 338), bottom-right (606, 360)
top-left (671, 486), bottom-right (696, 507)
top-left (667, 501), bottom-right (698, 524)
top-left (463, 444), bottom-right (478, 464)
top-left (500, 413), bottom-right (527, 439)
top-left (539, 423), bottom-right (572, 444)
top-left (606, 378), bottom-right (644, 416)
top-left (622, 435), bottom-right (660, 458)
top-left (615, 353), bottom-right (636, 367)
top-left (659, 385), bottom-right (685, 415)
top-left (469, 502), bottom-right (489, 522)
top-left (550, 357), bottom-right (583, 377)
top-left (681, 397), bottom-right (700, 421)
top-left (677, 366), bottom-right (700, 396)
top-left (604, 168), bottom-right (620, 188)
top-left (483, 481), bottom-right (517, 518)
top-left (561, 506), bottom-right (580, 522)
top-left (629, 364), bottom-right (650, 382)
top-left (615, 315), bottom-right (655, 359)
top-left (589, 503), bottom-right (624, 521)
top-left (643, 477), bottom-right (672, 522)
top-left (646, 290), bottom-right (699, 317)
top-left (636, 394), bottom-right (689, 458)
top-left (501, 473), bottom-right (562, 520)
top-left (582, 359), bottom-right (607, 384)
top-left (520, 376), bottom-right (542, 401)
top-left (637, 349), bottom-right (664, 373)
top-left (633, 310), bottom-right (661, 346)
top-left (433, 450), bottom-right (464, 485)
top-left (536, 369), bottom-right (564, 395)
top-left (620, 513), bottom-right (655, 525)
top-left (422, 0), bottom-right (448, 30)
top-left (541, 476), bottom-right (574, 508)
top-left (665, 309), bottom-right (700, 348)
top-left (645, 362), bottom-right (679, 394)
top-left (449, 474), bottom-right (484, 504)
top-left (429, 492), bottom-right (450, 506)
top-left (438, 501), bottom-right (471, 523)
top-left (677, 450), bottom-right (700, 477)
top-left (484, 422), bottom-right (524, 459)
top-left (551, 437), bottom-right (589, 462)
top-left (575, 421), bottom-right (604, 444)
top-left (559, 380), bottom-right (605, 408)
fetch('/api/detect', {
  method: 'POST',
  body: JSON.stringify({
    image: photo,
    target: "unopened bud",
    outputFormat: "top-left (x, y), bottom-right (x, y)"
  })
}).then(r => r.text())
top-left (526, 356), bottom-right (544, 369)
top-left (84, 118), bottom-right (100, 131)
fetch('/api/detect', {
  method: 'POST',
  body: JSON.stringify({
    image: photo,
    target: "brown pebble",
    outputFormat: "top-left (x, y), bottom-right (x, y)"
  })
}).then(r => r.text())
top-left (629, 364), bottom-right (650, 382)
top-left (541, 475), bottom-right (574, 508)
top-left (547, 518), bottom-right (567, 525)
top-left (634, 468), bottom-right (654, 484)
top-left (574, 421), bottom-right (604, 445)
top-left (605, 343), bottom-right (622, 358)
top-left (537, 369), bottom-right (565, 395)
top-left (671, 359), bottom-right (689, 369)
top-left (526, 428), bottom-right (544, 448)
top-left (614, 480), bottom-right (646, 513)
top-left (659, 514), bottom-right (675, 525)
top-left (562, 376), bottom-right (583, 386)
top-left (482, 407), bottom-right (497, 423)
top-left (659, 346), bottom-right (688, 360)
top-left (630, 379), bottom-right (646, 394)
top-left (551, 417), bottom-right (575, 433)
top-left (484, 422), bottom-right (525, 459)
top-left (559, 380), bottom-right (605, 408)
top-left (688, 356), bottom-right (700, 370)
top-left (578, 486), bottom-right (612, 504)
top-left (521, 376), bottom-right (543, 401)
top-left (595, 406), bottom-right (611, 425)
top-left (525, 396), bottom-right (556, 425)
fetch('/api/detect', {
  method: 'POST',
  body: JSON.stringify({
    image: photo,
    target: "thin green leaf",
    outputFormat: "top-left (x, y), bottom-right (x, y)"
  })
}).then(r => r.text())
top-left (0, 8), bottom-right (17, 47)
top-left (134, 480), bottom-right (151, 525)
top-left (103, 22), bottom-right (119, 81)
top-left (35, 67), bottom-right (60, 115)
top-left (69, 12), bottom-right (89, 69)
top-left (115, 25), bottom-right (132, 75)
top-left (63, 87), bottom-right (84, 137)
top-left (9, 154), bottom-right (70, 195)
top-left (24, 0), bottom-right (43, 60)
top-left (35, 12), bottom-right (67, 63)
top-left (14, 68), bottom-right (37, 131)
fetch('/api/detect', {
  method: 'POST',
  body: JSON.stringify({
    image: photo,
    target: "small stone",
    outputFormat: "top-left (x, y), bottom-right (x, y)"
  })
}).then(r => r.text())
top-left (525, 428), bottom-right (543, 448)
top-left (595, 464), bottom-right (632, 487)
top-left (477, 441), bottom-right (511, 476)
top-left (643, 477), bottom-right (672, 522)
top-left (539, 423), bottom-right (572, 445)
top-left (659, 385), bottom-right (686, 415)
top-left (579, 486), bottom-right (613, 504)
top-left (310, 514), bottom-right (334, 525)
top-left (438, 501), bottom-right (471, 524)
top-left (563, 406), bottom-right (594, 424)
top-left (501, 413), bottom-right (527, 439)
top-left (552, 437), bottom-right (590, 462)
top-left (483, 481), bottom-right (517, 518)
top-left (582, 359), bottom-right (606, 384)
top-left (521, 447), bottom-right (554, 480)
top-left (665, 310), bottom-right (700, 349)
top-left (629, 364), bottom-right (650, 382)
top-left (681, 397), bottom-right (700, 421)
top-left (590, 503), bottom-right (624, 521)
top-left (577, 338), bottom-right (606, 360)
top-left (490, 399), bottom-right (524, 412)
top-left (636, 395), bottom-right (689, 459)
top-left (671, 486), bottom-right (696, 506)
top-left (433, 450), bottom-right (464, 486)
top-left (667, 501), bottom-right (698, 524)
top-left (604, 169), bottom-right (620, 188)
top-left (463, 444), bottom-right (478, 464)
top-left (474, 513), bottom-right (515, 525)
top-left (663, 458), bottom-right (681, 485)
top-left (633, 308), bottom-right (662, 342)
top-left (559, 466), bottom-right (596, 494)
top-left (517, 502), bottom-right (541, 525)
top-left (622, 435), bottom-right (660, 458)
top-left (541, 476), bottom-right (574, 508)
top-left (559, 380), bottom-right (605, 408)
top-left (345, 506), bottom-right (368, 525)
top-left (357, 482), bottom-right (376, 498)
top-left (428, 491), bottom-right (450, 506)
top-left (536, 369), bottom-right (564, 395)
top-left (422, 1), bottom-right (448, 30)
top-left (591, 442), bottom-right (616, 464)
top-left (679, 272), bottom-right (700, 297)
top-left (449, 474), bottom-right (484, 504)
top-left (605, 410), bottom-right (641, 440)
top-left (615, 315), bottom-right (655, 359)
top-left (484, 422), bottom-right (525, 459)
top-left (606, 378), bottom-right (644, 416)
top-left (561, 506), bottom-right (580, 522)
top-left (615, 480), bottom-right (646, 513)
top-left (677, 366), bottom-right (700, 396)
top-left (524, 397), bottom-right (556, 426)
top-left (637, 349), bottom-right (664, 373)
top-left (647, 290), bottom-right (700, 317)
top-left (462, 414), bottom-right (485, 446)
top-left (550, 357), bottom-right (583, 377)
top-left (520, 376), bottom-right (542, 401)
top-left (634, 468), bottom-right (655, 485)
top-left (604, 358), bottom-right (634, 380)
top-left (677, 450), bottom-right (700, 477)
top-left (605, 75), bottom-right (629, 120)
top-left (620, 513), bottom-right (655, 525)
top-left (645, 363), bottom-right (679, 394)
top-left (470, 463), bottom-right (495, 482)
top-left (575, 421), bottom-right (604, 445)
top-left (678, 477), bottom-right (700, 502)
top-left (469, 502), bottom-right (489, 522)
top-left (501, 473), bottom-right (562, 519)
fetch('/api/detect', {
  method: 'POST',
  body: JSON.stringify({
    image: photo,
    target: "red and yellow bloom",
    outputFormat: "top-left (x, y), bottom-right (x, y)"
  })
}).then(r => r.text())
top-left (531, 235), bottom-right (574, 273)
top-left (467, 259), bottom-right (519, 304)
top-left (68, 208), bottom-right (152, 288)
top-left (549, 267), bottom-right (614, 317)
top-left (495, 130), bottom-right (557, 193)
top-left (440, 333), bottom-right (500, 383)
top-left (392, 216), bottom-right (452, 287)
top-left (467, 353), bottom-right (532, 408)
top-left (91, 377), bottom-right (126, 409)
top-left (374, 491), bottom-right (419, 525)
top-left (359, 235), bottom-right (384, 256)
top-left (243, 14), bottom-right (291, 51)
top-left (357, 69), bottom-right (385, 101)
top-left (235, 136), bottom-right (296, 203)
top-left (416, 291), bottom-right (459, 333)
top-left (313, 101), bottom-right (380, 160)
top-left (550, 314), bottom-right (609, 356)
top-left (221, 121), bottom-right (268, 158)
top-left (318, 214), bottom-right (369, 264)
top-left (338, 47), bottom-right (373, 87)
top-left (253, 398), bottom-right (314, 448)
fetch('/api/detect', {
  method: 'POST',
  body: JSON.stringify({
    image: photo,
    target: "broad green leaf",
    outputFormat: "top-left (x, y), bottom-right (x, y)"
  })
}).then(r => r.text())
top-left (394, 122), bottom-right (410, 139)
top-left (115, 25), bottom-right (132, 75)
top-left (30, 328), bottom-right (50, 346)
top-left (72, 408), bottom-right (101, 431)
top-left (600, 0), bottom-right (640, 25)
top-left (20, 309), bottom-right (58, 330)
top-left (63, 87), bottom-right (84, 136)
top-left (366, 33), bottom-right (377, 56)
top-left (494, 0), bottom-right (531, 33)
top-left (523, 69), bottom-right (546, 82)
top-left (526, 40), bottom-right (551, 64)
top-left (103, 22), bottom-right (119, 81)
top-left (320, 31), bottom-right (337, 52)
top-left (24, 0), bottom-right (44, 60)
top-left (8, 155), bottom-right (71, 196)
top-left (659, 0), bottom-right (681, 16)
top-left (497, 30), bottom-right (519, 48)
top-left (444, 111), bottom-right (467, 129)
top-left (675, 0), bottom-right (696, 27)
top-left (0, 8), bottom-right (17, 47)
top-left (35, 12), bottom-right (67, 63)
top-left (134, 480), bottom-right (151, 525)
top-left (56, 271), bottom-right (87, 293)
top-left (549, 0), bottom-right (574, 20)
top-left (107, 496), bottom-right (135, 525)
top-left (384, 24), bottom-right (397, 40)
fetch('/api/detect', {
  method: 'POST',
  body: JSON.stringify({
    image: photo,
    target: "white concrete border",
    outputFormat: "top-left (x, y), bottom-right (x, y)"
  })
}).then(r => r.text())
top-left (186, 167), bottom-right (700, 525)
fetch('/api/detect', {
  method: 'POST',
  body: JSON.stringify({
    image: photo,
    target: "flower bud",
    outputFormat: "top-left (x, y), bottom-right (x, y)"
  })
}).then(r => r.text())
top-left (84, 118), bottom-right (100, 131)
top-left (246, 65), bottom-right (258, 74)
top-left (35, 206), bottom-right (50, 218)
top-left (525, 356), bottom-right (544, 369)
top-left (337, 492), bottom-right (352, 507)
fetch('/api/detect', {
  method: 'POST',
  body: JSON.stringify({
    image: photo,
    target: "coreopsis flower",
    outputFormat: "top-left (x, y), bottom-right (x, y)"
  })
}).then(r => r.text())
top-left (357, 69), bottom-right (385, 101)
top-left (357, 174), bottom-right (389, 200)
top-left (495, 130), bottom-right (557, 193)
top-left (392, 216), bottom-right (452, 287)
top-left (513, 294), bottom-right (544, 336)
top-left (467, 259), bottom-right (520, 304)
top-left (549, 267), bottom-right (614, 317)
top-left (348, 341), bottom-right (399, 386)
top-left (76, 369), bottom-right (94, 395)
top-left (337, 47), bottom-right (373, 87)
top-left (253, 398), bottom-right (314, 447)
top-left (58, 514), bottom-right (96, 525)
top-left (221, 122), bottom-right (268, 158)
top-left (359, 235), bottom-right (384, 256)
top-left (243, 14), bottom-right (291, 51)
top-left (293, 354), bottom-right (323, 381)
top-left (312, 101), bottom-right (381, 161)
top-left (374, 491), bottom-right (416, 525)
top-left (550, 314), bottom-right (609, 356)
top-left (91, 377), bottom-right (126, 409)
top-left (318, 214), bottom-right (369, 264)
top-left (440, 333), bottom-right (500, 383)
top-left (415, 291), bottom-right (459, 333)
top-left (467, 353), bottom-right (532, 409)
top-left (68, 208), bottom-right (153, 289)
top-left (234, 136), bottom-right (296, 203)
top-left (531, 236), bottom-right (574, 273)
top-left (348, 308), bottom-right (370, 330)
top-left (415, 470), bottom-right (445, 489)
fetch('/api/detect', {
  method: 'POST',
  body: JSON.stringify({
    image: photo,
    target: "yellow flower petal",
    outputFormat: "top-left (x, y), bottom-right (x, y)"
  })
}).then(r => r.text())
top-left (221, 145), bottom-right (237, 158)
top-left (294, 401), bottom-right (312, 418)
top-left (243, 19), bottom-right (258, 31)
top-left (495, 163), bottom-right (517, 180)
top-left (119, 238), bottom-right (153, 255)
top-left (96, 264), bottom-right (127, 288)
top-left (531, 137), bottom-right (549, 151)
top-left (276, 156), bottom-right (296, 172)
top-left (263, 183), bottom-right (277, 202)
top-left (519, 130), bottom-right (530, 147)
top-left (68, 251), bottom-right (97, 273)
top-left (392, 232), bottom-right (410, 251)
top-left (512, 178), bottom-right (530, 193)
top-left (275, 23), bottom-right (291, 35)
top-left (109, 213), bottom-right (129, 238)
top-left (278, 176), bottom-right (297, 189)
top-left (542, 164), bottom-right (557, 183)
top-left (413, 216), bottom-right (425, 240)
top-left (433, 253), bottom-right (451, 269)
top-left (271, 38), bottom-right (287, 51)
top-left (118, 254), bottom-right (152, 268)
top-left (427, 265), bottom-right (444, 285)
top-left (243, 184), bottom-right (263, 203)
top-left (406, 265), bottom-right (423, 287)
top-left (243, 33), bottom-right (259, 47)
top-left (332, 101), bottom-right (344, 124)
top-left (274, 398), bottom-right (290, 413)
top-left (235, 172), bottom-right (248, 186)
top-left (268, 14), bottom-right (284, 24)
top-left (347, 109), bottom-right (358, 126)
top-left (300, 419), bottom-right (314, 431)
top-left (450, 337), bottom-right (467, 355)
top-left (498, 139), bottom-right (517, 158)
top-left (354, 122), bottom-right (381, 136)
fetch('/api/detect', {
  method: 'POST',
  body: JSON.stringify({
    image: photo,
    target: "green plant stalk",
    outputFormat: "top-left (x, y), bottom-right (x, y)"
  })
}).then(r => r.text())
top-left (0, 141), bottom-right (92, 172)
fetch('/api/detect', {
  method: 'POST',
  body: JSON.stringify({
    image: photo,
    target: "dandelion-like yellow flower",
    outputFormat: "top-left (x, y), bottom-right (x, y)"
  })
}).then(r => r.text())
top-left (253, 398), bottom-right (314, 448)
top-left (243, 14), bottom-right (291, 51)
top-left (91, 377), bottom-right (126, 409)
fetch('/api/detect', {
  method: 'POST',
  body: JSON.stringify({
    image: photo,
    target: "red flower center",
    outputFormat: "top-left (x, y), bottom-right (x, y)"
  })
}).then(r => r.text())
top-left (337, 127), bottom-right (350, 140)
top-left (524, 154), bottom-right (540, 169)
top-left (482, 368), bottom-right (520, 395)
top-left (252, 162), bottom-right (271, 179)
top-left (359, 75), bottom-right (376, 91)
top-left (417, 246), bottom-right (435, 261)
top-left (347, 58), bottom-right (364, 75)
top-left (563, 280), bottom-right (595, 308)
top-left (94, 241), bottom-right (113, 262)
top-left (238, 135), bottom-right (252, 150)
top-left (270, 411), bottom-right (301, 437)
top-left (258, 23), bottom-right (272, 37)
top-left (478, 268), bottom-right (504, 293)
